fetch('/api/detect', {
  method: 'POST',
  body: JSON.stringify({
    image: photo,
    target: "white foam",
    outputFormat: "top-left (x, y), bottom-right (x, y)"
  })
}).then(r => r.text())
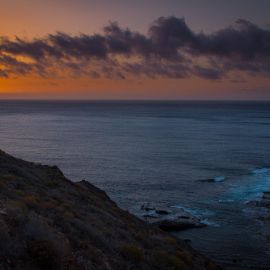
top-left (171, 204), bottom-right (214, 218)
top-left (213, 176), bottom-right (226, 182)
top-left (201, 219), bottom-right (220, 227)
top-left (252, 168), bottom-right (270, 175)
top-left (223, 168), bottom-right (270, 202)
top-left (218, 199), bottom-right (235, 203)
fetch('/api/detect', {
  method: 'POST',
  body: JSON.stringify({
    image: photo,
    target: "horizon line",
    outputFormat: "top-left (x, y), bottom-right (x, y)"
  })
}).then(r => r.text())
top-left (0, 98), bottom-right (270, 102)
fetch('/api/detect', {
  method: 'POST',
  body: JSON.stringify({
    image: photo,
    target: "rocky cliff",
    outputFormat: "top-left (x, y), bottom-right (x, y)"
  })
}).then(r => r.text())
top-left (0, 150), bottom-right (221, 270)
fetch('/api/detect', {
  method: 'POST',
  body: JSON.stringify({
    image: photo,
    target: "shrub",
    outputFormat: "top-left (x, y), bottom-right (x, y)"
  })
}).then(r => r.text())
top-left (2, 173), bottom-right (17, 181)
top-left (206, 261), bottom-right (222, 270)
top-left (28, 240), bottom-right (59, 269)
top-left (0, 220), bottom-right (12, 256)
top-left (15, 189), bottom-right (26, 197)
top-left (23, 195), bottom-right (40, 210)
top-left (175, 249), bottom-right (192, 264)
top-left (168, 255), bottom-right (187, 270)
top-left (41, 200), bottom-right (57, 210)
top-left (164, 236), bottom-right (178, 246)
top-left (152, 250), bottom-right (186, 270)
top-left (62, 210), bottom-right (75, 220)
top-left (46, 181), bottom-right (60, 188)
top-left (7, 199), bottom-right (28, 212)
top-left (120, 243), bottom-right (144, 262)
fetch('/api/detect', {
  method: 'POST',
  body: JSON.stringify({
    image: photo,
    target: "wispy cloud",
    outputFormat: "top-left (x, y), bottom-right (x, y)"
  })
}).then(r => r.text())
top-left (1, 17), bottom-right (270, 80)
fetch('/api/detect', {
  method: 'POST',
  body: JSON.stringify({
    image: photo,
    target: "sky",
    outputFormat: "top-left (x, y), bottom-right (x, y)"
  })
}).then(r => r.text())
top-left (1, 0), bottom-right (270, 100)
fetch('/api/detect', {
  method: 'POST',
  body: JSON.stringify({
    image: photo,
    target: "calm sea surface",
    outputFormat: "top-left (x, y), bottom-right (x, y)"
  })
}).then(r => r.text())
top-left (1, 100), bottom-right (270, 269)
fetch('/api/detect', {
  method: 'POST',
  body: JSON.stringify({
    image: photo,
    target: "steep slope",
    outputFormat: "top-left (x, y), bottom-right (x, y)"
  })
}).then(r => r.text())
top-left (0, 150), bottom-right (221, 270)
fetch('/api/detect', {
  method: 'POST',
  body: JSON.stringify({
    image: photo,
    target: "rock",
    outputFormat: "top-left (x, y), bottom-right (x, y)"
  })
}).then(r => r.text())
top-left (141, 203), bottom-right (155, 211)
top-left (141, 204), bottom-right (207, 232)
top-left (199, 178), bottom-right (215, 183)
top-left (142, 211), bottom-right (159, 219)
top-left (246, 200), bottom-right (260, 207)
top-left (245, 193), bottom-right (270, 222)
top-left (143, 208), bottom-right (172, 218)
top-left (199, 176), bottom-right (225, 183)
top-left (184, 239), bottom-right (192, 243)
top-left (246, 192), bottom-right (270, 208)
top-left (155, 208), bottom-right (172, 215)
top-left (154, 215), bottom-right (206, 231)
top-left (260, 200), bottom-right (270, 208)
top-left (0, 208), bottom-right (7, 215)
top-left (263, 192), bottom-right (270, 200)
top-left (141, 204), bottom-right (172, 215)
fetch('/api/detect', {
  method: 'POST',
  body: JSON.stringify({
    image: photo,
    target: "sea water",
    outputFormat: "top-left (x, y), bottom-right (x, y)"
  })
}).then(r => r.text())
top-left (1, 100), bottom-right (270, 269)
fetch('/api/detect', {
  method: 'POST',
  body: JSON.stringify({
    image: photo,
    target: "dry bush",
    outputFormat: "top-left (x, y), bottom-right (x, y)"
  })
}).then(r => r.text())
top-left (27, 240), bottom-right (59, 270)
top-left (152, 250), bottom-right (187, 270)
top-left (120, 243), bottom-right (144, 263)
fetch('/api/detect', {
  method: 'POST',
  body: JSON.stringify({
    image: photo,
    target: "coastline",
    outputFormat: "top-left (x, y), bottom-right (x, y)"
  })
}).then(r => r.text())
top-left (0, 150), bottom-right (221, 270)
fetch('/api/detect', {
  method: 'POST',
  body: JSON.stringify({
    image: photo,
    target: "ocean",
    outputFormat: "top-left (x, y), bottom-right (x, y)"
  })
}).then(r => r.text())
top-left (1, 100), bottom-right (270, 269)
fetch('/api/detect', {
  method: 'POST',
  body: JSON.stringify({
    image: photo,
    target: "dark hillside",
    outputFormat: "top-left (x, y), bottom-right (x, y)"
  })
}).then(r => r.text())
top-left (0, 150), bottom-right (221, 270)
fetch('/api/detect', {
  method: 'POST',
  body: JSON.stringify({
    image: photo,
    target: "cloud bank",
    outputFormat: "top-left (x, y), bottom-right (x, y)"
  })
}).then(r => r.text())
top-left (1, 16), bottom-right (270, 80)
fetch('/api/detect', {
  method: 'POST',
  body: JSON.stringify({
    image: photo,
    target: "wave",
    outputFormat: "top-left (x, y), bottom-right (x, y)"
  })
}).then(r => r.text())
top-left (213, 176), bottom-right (226, 182)
top-left (221, 167), bottom-right (270, 203)
top-left (218, 199), bottom-right (235, 203)
top-left (252, 167), bottom-right (270, 175)
top-left (171, 204), bottom-right (215, 218)
top-left (200, 219), bottom-right (220, 227)
top-left (199, 175), bottom-right (226, 183)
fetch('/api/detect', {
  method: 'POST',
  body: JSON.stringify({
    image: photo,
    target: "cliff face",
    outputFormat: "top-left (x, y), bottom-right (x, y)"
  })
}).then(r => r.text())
top-left (0, 150), bottom-right (220, 270)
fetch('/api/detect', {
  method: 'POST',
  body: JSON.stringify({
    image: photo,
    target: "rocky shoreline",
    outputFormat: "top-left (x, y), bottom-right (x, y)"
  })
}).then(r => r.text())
top-left (141, 204), bottom-right (206, 231)
top-left (246, 192), bottom-right (270, 209)
top-left (0, 150), bottom-right (221, 270)
top-left (246, 191), bottom-right (270, 222)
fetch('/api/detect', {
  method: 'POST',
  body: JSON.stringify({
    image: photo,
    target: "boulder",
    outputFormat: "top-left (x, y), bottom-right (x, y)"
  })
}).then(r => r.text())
top-left (155, 208), bottom-right (172, 215)
top-left (246, 192), bottom-right (270, 208)
top-left (154, 216), bottom-right (206, 231)
top-left (141, 203), bottom-right (207, 231)
top-left (141, 203), bottom-right (155, 211)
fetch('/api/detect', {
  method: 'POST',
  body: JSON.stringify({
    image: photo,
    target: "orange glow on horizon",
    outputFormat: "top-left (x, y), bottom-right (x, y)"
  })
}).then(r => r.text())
top-left (1, 74), bottom-right (270, 100)
top-left (1, 1), bottom-right (270, 100)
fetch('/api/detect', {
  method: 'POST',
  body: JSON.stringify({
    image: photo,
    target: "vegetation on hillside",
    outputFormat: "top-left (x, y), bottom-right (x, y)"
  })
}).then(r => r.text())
top-left (0, 150), bottom-right (221, 270)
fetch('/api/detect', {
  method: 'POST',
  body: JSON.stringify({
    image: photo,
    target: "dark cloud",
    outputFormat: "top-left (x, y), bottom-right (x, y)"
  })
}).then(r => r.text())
top-left (122, 60), bottom-right (189, 79)
top-left (104, 22), bottom-right (152, 56)
top-left (1, 37), bottom-right (54, 60)
top-left (149, 16), bottom-right (196, 59)
top-left (0, 69), bottom-right (8, 78)
top-left (192, 66), bottom-right (224, 80)
top-left (0, 16), bottom-right (270, 80)
top-left (191, 19), bottom-right (270, 62)
top-left (0, 54), bottom-right (32, 76)
top-left (49, 32), bottom-right (107, 59)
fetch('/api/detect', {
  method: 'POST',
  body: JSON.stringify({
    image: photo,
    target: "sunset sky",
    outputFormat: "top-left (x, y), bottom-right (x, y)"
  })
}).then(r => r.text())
top-left (1, 0), bottom-right (270, 100)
